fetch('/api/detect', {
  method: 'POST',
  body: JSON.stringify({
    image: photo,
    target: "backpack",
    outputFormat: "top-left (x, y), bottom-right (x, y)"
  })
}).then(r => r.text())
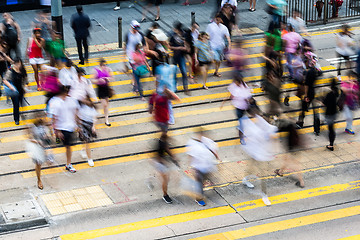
top-left (3, 22), bottom-right (18, 46)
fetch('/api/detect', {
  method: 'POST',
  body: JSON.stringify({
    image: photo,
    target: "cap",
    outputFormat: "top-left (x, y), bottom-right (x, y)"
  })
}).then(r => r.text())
top-left (130, 20), bottom-right (140, 30)
top-left (152, 29), bottom-right (168, 42)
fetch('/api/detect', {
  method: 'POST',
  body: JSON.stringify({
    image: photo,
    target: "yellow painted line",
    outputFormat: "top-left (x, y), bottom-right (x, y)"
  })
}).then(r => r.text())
top-left (191, 205), bottom-right (360, 240)
top-left (338, 235), bottom-right (360, 240)
top-left (60, 206), bottom-right (235, 240)
top-left (59, 181), bottom-right (360, 240)
top-left (233, 180), bottom-right (360, 211)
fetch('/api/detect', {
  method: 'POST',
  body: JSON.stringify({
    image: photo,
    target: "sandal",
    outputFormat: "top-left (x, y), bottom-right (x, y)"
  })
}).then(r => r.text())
top-left (140, 18), bottom-right (146, 23)
top-left (295, 181), bottom-right (305, 188)
top-left (38, 181), bottom-right (43, 190)
top-left (213, 72), bottom-right (221, 77)
top-left (274, 169), bottom-right (283, 177)
top-left (155, 17), bottom-right (160, 21)
top-left (203, 85), bottom-right (209, 90)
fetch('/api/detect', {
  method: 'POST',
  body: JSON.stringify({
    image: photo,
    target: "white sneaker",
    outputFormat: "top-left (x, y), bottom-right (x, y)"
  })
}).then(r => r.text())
top-left (113, 6), bottom-right (120, 10)
top-left (80, 149), bottom-right (87, 159)
top-left (242, 178), bottom-right (255, 189)
top-left (88, 159), bottom-right (94, 167)
top-left (262, 195), bottom-right (272, 206)
top-left (65, 164), bottom-right (76, 173)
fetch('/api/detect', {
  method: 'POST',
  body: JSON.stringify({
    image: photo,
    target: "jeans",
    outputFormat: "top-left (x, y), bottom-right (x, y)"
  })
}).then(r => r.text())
top-left (272, 14), bottom-right (281, 27)
top-left (236, 108), bottom-right (249, 133)
top-left (173, 54), bottom-right (188, 91)
top-left (133, 72), bottom-right (143, 97)
top-left (75, 37), bottom-right (89, 62)
top-left (343, 105), bottom-right (353, 130)
top-left (285, 53), bottom-right (295, 79)
top-left (11, 93), bottom-right (23, 123)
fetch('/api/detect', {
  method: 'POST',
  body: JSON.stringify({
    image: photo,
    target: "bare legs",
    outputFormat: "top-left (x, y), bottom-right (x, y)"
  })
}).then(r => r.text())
top-left (249, 0), bottom-right (256, 10)
top-left (31, 64), bottom-right (42, 90)
top-left (65, 146), bottom-right (72, 165)
top-left (35, 164), bottom-right (43, 189)
top-left (200, 65), bottom-right (209, 89)
top-left (101, 98), bottom-right (110, 125)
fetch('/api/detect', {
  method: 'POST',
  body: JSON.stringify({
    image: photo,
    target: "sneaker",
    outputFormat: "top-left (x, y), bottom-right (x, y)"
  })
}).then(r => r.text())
top-left (242, 178), bottom-right (254, 189)
top-left (162, 195), bottom-right (173, 204)
top-left (345, 128), bottom-right (355, 135)
top-left (195, 199), bottom-right (206, 206)
top-left (88, 159), bottom-right (94, 167)
top-left (65, 164), bottom-right (76, 173)
top-left (15, 121), bottom-right (19, 125)
top-left (80, 149), bottom-right (87, 159)
top-left (113, 6), bottom-right (120, 10)
top-left (262, 195), bottom-right (272, 206)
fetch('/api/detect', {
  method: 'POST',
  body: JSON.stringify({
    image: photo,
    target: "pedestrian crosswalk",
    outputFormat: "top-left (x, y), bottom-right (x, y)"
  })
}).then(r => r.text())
top-left (1, 25), bottom-right (360, 240)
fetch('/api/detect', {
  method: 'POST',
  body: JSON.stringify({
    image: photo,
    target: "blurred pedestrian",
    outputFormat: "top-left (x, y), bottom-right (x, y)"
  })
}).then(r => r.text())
top-left (287, 9), bottom-right (308, 35)
top-left (48, 85), bottom-right (80, 173)
top-left (221, 75), bottom-right (252, 144)
top-left (26, 28), bottom-right (45, 91)
top-left (140, 0), bottom-right (161, 22)
top-left (266, 0), bottom-right (287, 28)
top-left (274, 115), bottom-right (304, 188)
top-left (0, 12), bottom-right (22, 59)
top-left (153, 132), bottom-right (179, 204)
top-left (145, 23), bottom-right (170, 75)
top-left (0, 40), bottom-right (13, 80)
top-left (219, 4), bottom-right (237, 36)
top-left (32, 9), bottom-right (53, 55)
top-left (184, 23), bottom-right (198, 81)
top-left (227, 37), bottom-right (247, 78)
top-left (2, 58), bottom-right (27, 125)
top-left (186, 128), bottom-right (219, 206)
top-left (155, 56), bottom-right (177, 125)
top-left (26, 111), bottom-right (54, 190)
top-left (341, 71), bottom-right (359, 135)
top-left (206, 14), bottom-right (231, 78)
top-left (40, 62), bottom-right (60, 108)
top-left (125, 20), bottom-right (147, 89)
top-left (263, 68), bottom-right (282, 117)
top-left (149, 87), bottom-right (180, 133)
top-left (335, 24), bottom-right (356, 76)
top-left (92, 58), bottom-right (113, 127)
top-left (323, 79), bottom-right (339, 151)
top-left (70, 5), bottom-right (91, 65)
top-left (132, 43), bottom-right (151, 100)
top-left (194, 32), bottom-right (212, 89)
top-left (169, 22), bottom-right (190, 94)
top-left (78, 95), bottom-right (98, 167)
top-left (241, 109), bottom-right (278, 206)
top-left (48, 31), bottom-right (66, 66)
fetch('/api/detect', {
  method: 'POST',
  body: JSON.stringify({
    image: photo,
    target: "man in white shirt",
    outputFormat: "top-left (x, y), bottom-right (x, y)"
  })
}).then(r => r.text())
top-left (206, 14), bottom-right (231, 78)
top-left (48, 86), bottom-right (80, 173)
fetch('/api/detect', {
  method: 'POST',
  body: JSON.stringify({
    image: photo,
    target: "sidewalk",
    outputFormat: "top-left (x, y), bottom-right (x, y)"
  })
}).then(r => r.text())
top-left (12, 0), bottom-right (270, 54)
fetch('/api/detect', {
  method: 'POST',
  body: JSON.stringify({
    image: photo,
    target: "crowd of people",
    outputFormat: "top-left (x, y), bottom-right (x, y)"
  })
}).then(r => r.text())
top-left (0, 1), bottom-right (359, 207)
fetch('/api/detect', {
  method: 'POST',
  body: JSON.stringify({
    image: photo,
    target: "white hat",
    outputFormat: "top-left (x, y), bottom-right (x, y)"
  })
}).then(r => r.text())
top-left (152, 29), bottom-right (168, 42)
top-left (130, 20), bottom-right (140, 30)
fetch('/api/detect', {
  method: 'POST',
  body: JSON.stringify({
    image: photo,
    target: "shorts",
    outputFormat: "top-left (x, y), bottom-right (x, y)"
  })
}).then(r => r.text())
top-left (336, 52), bottom-right (350, 61)
top-left (153, 161), bottom-right (169, 174)
top-left (97, 84), bottom-right (110, 99)
top-left (213, 48), bottom-right (224, 62)
top-left (156, 121), bottom-right (168, 132)
top-left (60, 130), bottom-right (74, 146)
top-left (29, 58), bottom-right (45, 65)
top-left (199, 61), bottom-right (212, 66)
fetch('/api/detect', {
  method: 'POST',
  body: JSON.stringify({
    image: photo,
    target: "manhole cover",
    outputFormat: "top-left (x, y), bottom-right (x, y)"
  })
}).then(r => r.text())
top-left (1, 200), bottom-right (41, 223)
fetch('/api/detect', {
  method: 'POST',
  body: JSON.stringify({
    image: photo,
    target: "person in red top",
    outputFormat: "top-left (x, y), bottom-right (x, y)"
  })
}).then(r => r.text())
top-left (149, 88), bottom-right (180, 133)
top-left (26, 28), bottom-right (45, 91)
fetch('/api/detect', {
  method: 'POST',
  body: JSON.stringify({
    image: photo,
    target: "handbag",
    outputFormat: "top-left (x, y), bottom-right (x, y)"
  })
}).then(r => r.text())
top-left (4, 82), bottom-right (19, 97)
top-left (134, 65), bottom-right (149, 77)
